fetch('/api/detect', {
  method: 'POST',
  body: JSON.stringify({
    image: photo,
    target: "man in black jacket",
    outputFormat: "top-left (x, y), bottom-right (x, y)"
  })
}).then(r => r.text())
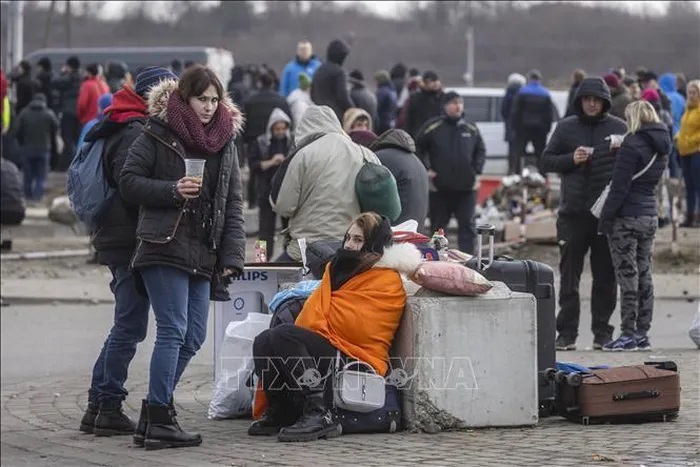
top-left (8, 60), bottom-right (37, 114)
top-left (53, 56), bottom-right (82, 171)
top-left (243, 72), bottom-right (292, 209)
top-left (36, 57), bottom-right (56, 112)
top-left (310, 39), bottom-right (354, 121)
top-left (403, 70), bottom-right (444, 139)
top-left (416, 91), bottom-right (486, 254)
top-left (78, 67), bottom-right (178, 439)
top-left (348, 70), bottom-right (378, 127)
top-left (540, 76), bottom-right (628, 351)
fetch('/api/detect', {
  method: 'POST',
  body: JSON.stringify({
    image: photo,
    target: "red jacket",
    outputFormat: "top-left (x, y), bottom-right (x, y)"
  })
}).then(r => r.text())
top-left (77, 76), bottom-right (109, 125)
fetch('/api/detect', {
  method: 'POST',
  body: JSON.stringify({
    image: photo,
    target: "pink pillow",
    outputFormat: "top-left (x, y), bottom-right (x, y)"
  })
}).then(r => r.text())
top-left (411, 262), bottom-right (493, 296)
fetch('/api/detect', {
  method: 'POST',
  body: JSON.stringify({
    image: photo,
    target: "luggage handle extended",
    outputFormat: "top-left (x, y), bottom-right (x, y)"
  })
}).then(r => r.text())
top-left (475, 224), bottom-right (496, 271)
top-left (612, 389), bottom-right (660, 402)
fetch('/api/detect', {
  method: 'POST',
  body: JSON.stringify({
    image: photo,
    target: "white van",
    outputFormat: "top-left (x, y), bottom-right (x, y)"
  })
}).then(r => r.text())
top-left (446, 87), bottom-right (569, 175)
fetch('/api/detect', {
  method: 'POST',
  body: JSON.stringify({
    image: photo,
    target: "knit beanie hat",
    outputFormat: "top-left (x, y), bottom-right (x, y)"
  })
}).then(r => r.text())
top-left (298, 72), bottom-right (311, 90)
top-left (603, 73), bottom-right (620, 89)
top-left (98, 93), bottom-right (113, 113)
top-left (641, 88), bottom-right (660, 102)
top-left (135, 66), bottom-right (178, 97)
top-left (374, 70), bottom-right (391, 85)
top-left (349, 129), bottom-right (378, 148)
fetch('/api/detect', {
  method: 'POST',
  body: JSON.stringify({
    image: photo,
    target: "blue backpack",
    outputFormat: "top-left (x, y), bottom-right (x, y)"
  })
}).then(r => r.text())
top-left (66, 139), bottom-right (116, 229)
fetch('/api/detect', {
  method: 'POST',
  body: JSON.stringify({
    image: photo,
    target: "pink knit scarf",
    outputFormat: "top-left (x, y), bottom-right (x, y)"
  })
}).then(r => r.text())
top-left (165, 89), bottom-right (234, 154)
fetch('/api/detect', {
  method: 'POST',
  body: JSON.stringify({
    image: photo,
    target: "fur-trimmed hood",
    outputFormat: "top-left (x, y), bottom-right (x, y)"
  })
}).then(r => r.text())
top-left (373, 242), bottom-right (422, 276)
top-left (146, 78), bottom-right (244, 137)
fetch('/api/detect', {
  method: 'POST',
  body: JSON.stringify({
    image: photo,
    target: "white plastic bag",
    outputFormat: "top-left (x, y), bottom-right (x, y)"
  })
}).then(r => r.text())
top-left (208, 312), bottom-right (271, 420)
top-left (689, 304), bottom-right (700, 349)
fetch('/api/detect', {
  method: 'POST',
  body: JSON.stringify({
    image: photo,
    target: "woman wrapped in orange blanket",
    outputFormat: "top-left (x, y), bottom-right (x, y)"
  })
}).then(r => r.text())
top-left (249, 212), bottom-right (422, 442)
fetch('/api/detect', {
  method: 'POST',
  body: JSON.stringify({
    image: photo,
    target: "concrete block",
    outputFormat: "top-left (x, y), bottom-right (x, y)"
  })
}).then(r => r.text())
top-left (392, 282), bottom-right (538, 431)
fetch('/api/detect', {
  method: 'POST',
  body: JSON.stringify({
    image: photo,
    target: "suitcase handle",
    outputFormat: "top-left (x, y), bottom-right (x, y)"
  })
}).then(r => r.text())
top-left (475, 224), bottom-right (495, 271)
top-left (612, 389), bottom-right (660, 402)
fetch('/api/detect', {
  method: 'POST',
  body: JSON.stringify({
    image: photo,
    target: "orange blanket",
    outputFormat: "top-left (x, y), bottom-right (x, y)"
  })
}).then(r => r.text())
top-left (253, 264), bottom-right (406, 419)
top-left (295, 263), bottom-right (407, 376)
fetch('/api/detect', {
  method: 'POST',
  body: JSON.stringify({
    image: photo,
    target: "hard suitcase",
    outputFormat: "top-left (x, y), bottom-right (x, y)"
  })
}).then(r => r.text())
top-left (466, 224), bottom-right (557, 416)
top-left (548, 362), bottom-right (680, 425)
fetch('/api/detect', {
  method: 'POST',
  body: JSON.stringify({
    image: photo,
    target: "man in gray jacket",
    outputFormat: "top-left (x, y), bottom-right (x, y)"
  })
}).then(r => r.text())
top-left (370, 129), bottom-right (429, 231)
top-left (270, 105), bottom-right (380, 262)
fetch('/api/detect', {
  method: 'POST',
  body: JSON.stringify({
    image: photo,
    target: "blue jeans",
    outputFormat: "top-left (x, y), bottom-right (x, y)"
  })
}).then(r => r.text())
top-left (88, 265), bottom-right (150, 408)
top-left (140, 265), bottom-right (210, 407)
top-left (681, 153), bottom-right (700, 217)
top-left (21, 148), bottom-right (49, 201)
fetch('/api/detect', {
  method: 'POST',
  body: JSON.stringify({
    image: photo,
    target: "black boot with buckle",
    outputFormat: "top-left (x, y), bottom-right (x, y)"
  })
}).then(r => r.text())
top-left (79, 403), bottom-right (99, 434)
top-left (248, 393), bottom-right (302, 436)
top-left (144, 403), bottom-right (202, 450)
top-left (277, 392), bottom-right (341, 443)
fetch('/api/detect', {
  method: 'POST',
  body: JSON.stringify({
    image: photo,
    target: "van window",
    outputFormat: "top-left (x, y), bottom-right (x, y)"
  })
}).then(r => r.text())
top-left (463, 96), bottom-right (492, 122)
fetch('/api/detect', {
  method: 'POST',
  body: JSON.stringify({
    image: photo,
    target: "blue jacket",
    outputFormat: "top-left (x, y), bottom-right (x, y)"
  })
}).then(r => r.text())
top-left (601, 123), bottom-right (671, 220)
top-left (279, 56), bottom-right (322, 97)
top-left (659, 73), bottom-right (686, 135)
top-left (375, 82), bottom-right (397, 134)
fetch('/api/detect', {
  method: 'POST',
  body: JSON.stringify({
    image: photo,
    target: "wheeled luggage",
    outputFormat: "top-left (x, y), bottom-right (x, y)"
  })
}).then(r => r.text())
top-left (466, 224), bottom-right (557, 416)
top-left (546, 361), bottom-right (680, 425)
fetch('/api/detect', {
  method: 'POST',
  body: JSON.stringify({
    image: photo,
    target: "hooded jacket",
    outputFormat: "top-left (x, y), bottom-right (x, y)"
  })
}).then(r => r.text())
top-left (287, 87), bottom-right (313, 130)
top-left (13, 95), bottom-right (59, 151)
top-left (600, 123), bottom-right (671, 220)
top-left (310, 40), bottom-right (354, 120)
top-left (279, 54), bottom-right (322, 98)
top-left (86, 86), bottom-right (149, 265)
top-left (349, 79), bottom-right (378, 127)
top-left (53, 70), bottom-right (82, 115)
top-left (375, 77), bottom-right (398, 135)
top-left (676, 102), bottom-right (700, 157)
top-left (609, 85), bottom-right (633, 121)
top-left (269, 105), bottom-right (380, 261)
top-left (248, 108), bottom-right (292, 204)
top-left (501, 82), bottom-right (523, 142)
top-left (659, 73), bottom-right (686, 135)
top-left (403, 85), bottom-right (444, 139)
top-left (541, 77), bottom-right (628, 215)
top-left (227, 66), bottom-right (250, 107)
top-left (119, 79), bottom-right (246, 280)
top-left (342, 107), bottom-right (373, 133)
top-left (509, 80), bottom-right (555, 134)
top-left (371, 129), bottom-right (429, 229)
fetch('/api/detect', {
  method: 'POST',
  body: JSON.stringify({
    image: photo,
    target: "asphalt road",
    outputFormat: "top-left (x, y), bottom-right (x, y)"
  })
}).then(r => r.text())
top-left (1, 299), bottom-right (697, 386)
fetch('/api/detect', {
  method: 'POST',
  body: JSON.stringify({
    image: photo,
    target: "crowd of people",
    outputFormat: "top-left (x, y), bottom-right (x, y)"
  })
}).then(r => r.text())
top-left (0, 37), bottom-right (698, 447)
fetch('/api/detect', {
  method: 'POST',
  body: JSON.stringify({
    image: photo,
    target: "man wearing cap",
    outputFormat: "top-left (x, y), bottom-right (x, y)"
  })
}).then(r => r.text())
top-left (509, 69), bottom-right (556, 175)
top-left (415, 91), bottom-right (486, 254)
top-left (77, 66), bottom-right (179, 438)
top-left (540, 76), bottom-right (627, 352)
top-left (403, 70), bottom-right (444, 139)
top-left (348, 69), bottom-right (378, 128)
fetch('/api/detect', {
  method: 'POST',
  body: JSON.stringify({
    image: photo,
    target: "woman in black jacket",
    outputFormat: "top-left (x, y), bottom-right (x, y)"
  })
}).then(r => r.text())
top-left (120, 65), bottom-right (246, 450)
top-left (599, 100), bottom-right (671, 352)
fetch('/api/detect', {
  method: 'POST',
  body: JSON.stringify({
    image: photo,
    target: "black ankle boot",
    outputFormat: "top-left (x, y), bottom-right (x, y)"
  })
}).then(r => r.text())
top-left (277, 392), bottom-right (341, 443)
top-left (93, 406), bottom-right (136, 436)
top-left (133, 400), bottom-right (148, 446)
top-left (79, 404), bottom-right (99, 434)
top-left (680, 213), bottom-right (695, 228)
top-left (144, 404), bottom-right (202, 450)
top-left (248, 394), bottom-right (302, 436)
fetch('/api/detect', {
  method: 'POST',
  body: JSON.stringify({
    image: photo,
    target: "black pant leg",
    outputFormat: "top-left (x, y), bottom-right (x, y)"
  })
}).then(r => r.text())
top-left (453, 190), bottom-right (477, 254)
top-left (258, 199), bottom-right (277, 259)
top-left (533, 131), bottom-right (548, 172)
top-left (430, 190), bottom-right (453, 235)
top-left (555, 214), bottom-right (592, 340)
top-left (589, 218), bottom-right (618, 339)
top-left (513, 133), bottom-right (529, 176)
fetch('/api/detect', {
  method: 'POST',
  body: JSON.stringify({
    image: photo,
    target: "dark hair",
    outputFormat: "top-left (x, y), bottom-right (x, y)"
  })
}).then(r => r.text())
top-left (171, 59), bottom-right (183, 70)
top-left (66, 56), bottom-right (80, 70)
top-left (86, 63), bottom-right (100, 76)
top-left (38, 57), bottom-right (52, 71)
top-left (258, 72), bottom-right (274, 89)
top-left (19, 60), bottom-right (31, 74)
top-left (184, 61), bottom-right (195, 69)
top-left (178, 64), bottom-right (224, 101)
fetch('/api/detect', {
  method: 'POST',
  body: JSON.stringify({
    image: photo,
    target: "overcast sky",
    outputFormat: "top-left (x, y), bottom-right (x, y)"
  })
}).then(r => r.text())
top-left (37, 0), bottom-right (696, 21)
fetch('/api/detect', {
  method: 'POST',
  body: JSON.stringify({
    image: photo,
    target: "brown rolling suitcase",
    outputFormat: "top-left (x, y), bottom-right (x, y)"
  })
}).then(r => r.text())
top-left (553, 362), bottom-right (680, 425)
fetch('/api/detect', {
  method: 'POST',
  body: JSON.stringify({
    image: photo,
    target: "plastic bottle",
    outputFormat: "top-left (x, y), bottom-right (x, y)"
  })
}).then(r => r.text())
top-left (431, 228), bottom-right (449, 260)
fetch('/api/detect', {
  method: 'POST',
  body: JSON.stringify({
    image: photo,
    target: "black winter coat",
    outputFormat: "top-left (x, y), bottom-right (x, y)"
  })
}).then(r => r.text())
top-left (415, 114), bottom-right (486, 192)
top-left (87, 117), bottom-right (145, 266)
top-left (350, 85), bottom-right (378, 127)
top-left (310, 40), bottom-right (353, 120)
top-left (52, 71), bottom-right (82, 116)
top-left (119, 81), bottom-right (246, 281)
top-left (404, 89), bottom-right (444, 139)
top-left (371, 129), bottom-right (429, 230)
top-left (541, 77), bottom-right (628, 215)
top-left (242, 90), bottom-right (292, 145)
top-left (600, 123), bottom-right (671, 220)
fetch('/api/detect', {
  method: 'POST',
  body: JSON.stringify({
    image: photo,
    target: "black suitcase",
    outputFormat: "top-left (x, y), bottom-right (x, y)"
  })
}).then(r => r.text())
top-left (466, 224), bottom-right (557, 417)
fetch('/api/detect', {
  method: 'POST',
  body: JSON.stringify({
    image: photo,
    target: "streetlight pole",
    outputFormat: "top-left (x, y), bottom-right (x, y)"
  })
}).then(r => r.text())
top-left (464, 25), bottom-right (475, 87)
top-left (8, 0), bottom-right (24, 69)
